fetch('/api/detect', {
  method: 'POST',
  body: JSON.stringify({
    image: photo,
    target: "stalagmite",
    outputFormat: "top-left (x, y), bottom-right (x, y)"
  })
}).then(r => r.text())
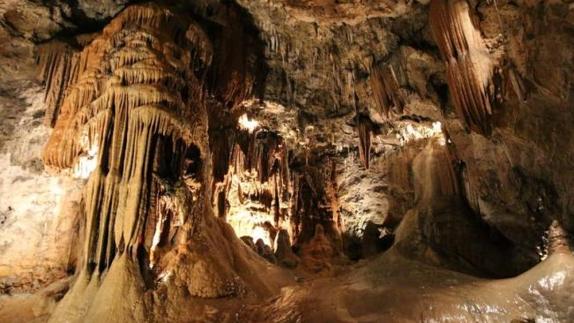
top-left (290, 165), bottom-right (341, 250)
top-left (274, 229), bottom-right (299, 268)
top-left (429, 0), bottom-right (496, 135)
top-left (547, 220), bottom-right (572, 255)
top-left (300, 224), bottom-right (336, 273)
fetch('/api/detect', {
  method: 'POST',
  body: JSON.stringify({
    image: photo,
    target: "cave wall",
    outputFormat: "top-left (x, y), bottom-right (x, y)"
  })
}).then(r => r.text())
top-left (0, 86), bottom-right (82, 292)
top-left (227, 0), bottom-right (574, 277)
top-left (447, 0), bottom-right (574, 263)
top-left (0, 0), bottom-right (573, 297)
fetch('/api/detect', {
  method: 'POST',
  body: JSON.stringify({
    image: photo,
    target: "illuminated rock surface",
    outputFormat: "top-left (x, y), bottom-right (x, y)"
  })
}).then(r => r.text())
top-left (0, 0), bottom-right (573, 322)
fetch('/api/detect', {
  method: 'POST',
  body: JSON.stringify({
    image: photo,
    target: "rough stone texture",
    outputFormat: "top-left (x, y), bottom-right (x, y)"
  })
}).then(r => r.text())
top-left (76, 0), bottom-right (128, 20)
top-left (0, 0), bottom-right (570, 274)
top-left (236, 0), bottom-right (433, 119)
top-left (444, 0), bottom-right (574, 267)
top-left (0, 84), bottom-right (82, 293)
top-left (0, 0), bottom-right (574, 321)
top-left (225, 0), bottom-right (574, 280)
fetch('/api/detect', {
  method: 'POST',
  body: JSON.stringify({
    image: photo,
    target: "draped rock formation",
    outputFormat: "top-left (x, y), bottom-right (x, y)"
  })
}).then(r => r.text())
top-left (429, 0), bottom-right (496, 135)
top-left (290, 160), bottom-right (342, 255)
top-left (395, 137), bottom-right (531, 277)
top-left (213, 126), bottom-right (290, 241)
top-left (42, 3), bottom-right (212, 275)
top-left (370, 64), bottom-right (405, 120)
top-left (38, 5), bottom-right (285, 322)
top-left (36, 41), bottom-right (81, 127)
top-left (2, 0), bottom-right (574, 322)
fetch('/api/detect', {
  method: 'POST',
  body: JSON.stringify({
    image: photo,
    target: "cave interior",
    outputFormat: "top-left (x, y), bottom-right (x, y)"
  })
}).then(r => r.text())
top-left (0, 0), bottom-right (573, 322)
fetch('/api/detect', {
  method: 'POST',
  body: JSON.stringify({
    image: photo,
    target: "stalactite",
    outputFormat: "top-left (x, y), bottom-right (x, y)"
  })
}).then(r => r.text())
top-left (208, 7), bottom-right (262, 109)
top-left (356, 115), bottom-right (372, 169)
top-left (256, 131), bottom-right (284, 183)
top-left (326, 160), bottom-right (341, 235)
top-left (273, 173), bottom-right (281, 224)
top-left (233, 128), bottom-right (287, 187)
top-left (429, 0), bottom-right (496, 135)
top-left (503, 66), bottom-right (527, 102)
top-left (36, 42), bottom-right (80, 127)
top-left (41, 5), bottom-right (212, 279)
top-left (211, 122), bottom-right (296, 257)
top-left (370, 64), bottom-right (404, 119)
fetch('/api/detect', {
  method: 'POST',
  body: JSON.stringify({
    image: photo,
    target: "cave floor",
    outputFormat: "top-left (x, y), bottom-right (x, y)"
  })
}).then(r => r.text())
top-left (242, 249), bottom-right (574, 322)
top-left (2, 248), bottom-right (572, 323)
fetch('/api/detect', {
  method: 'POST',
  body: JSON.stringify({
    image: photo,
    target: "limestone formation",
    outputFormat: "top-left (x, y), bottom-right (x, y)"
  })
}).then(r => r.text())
top-left (31, 4), bottom-right (287, 322)
top-left (274, 229), bottom-right (299, 268)
top-left (429, 0), bottom-right (497, 135)
top-left (1, 0), bottom-right (574, 322)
